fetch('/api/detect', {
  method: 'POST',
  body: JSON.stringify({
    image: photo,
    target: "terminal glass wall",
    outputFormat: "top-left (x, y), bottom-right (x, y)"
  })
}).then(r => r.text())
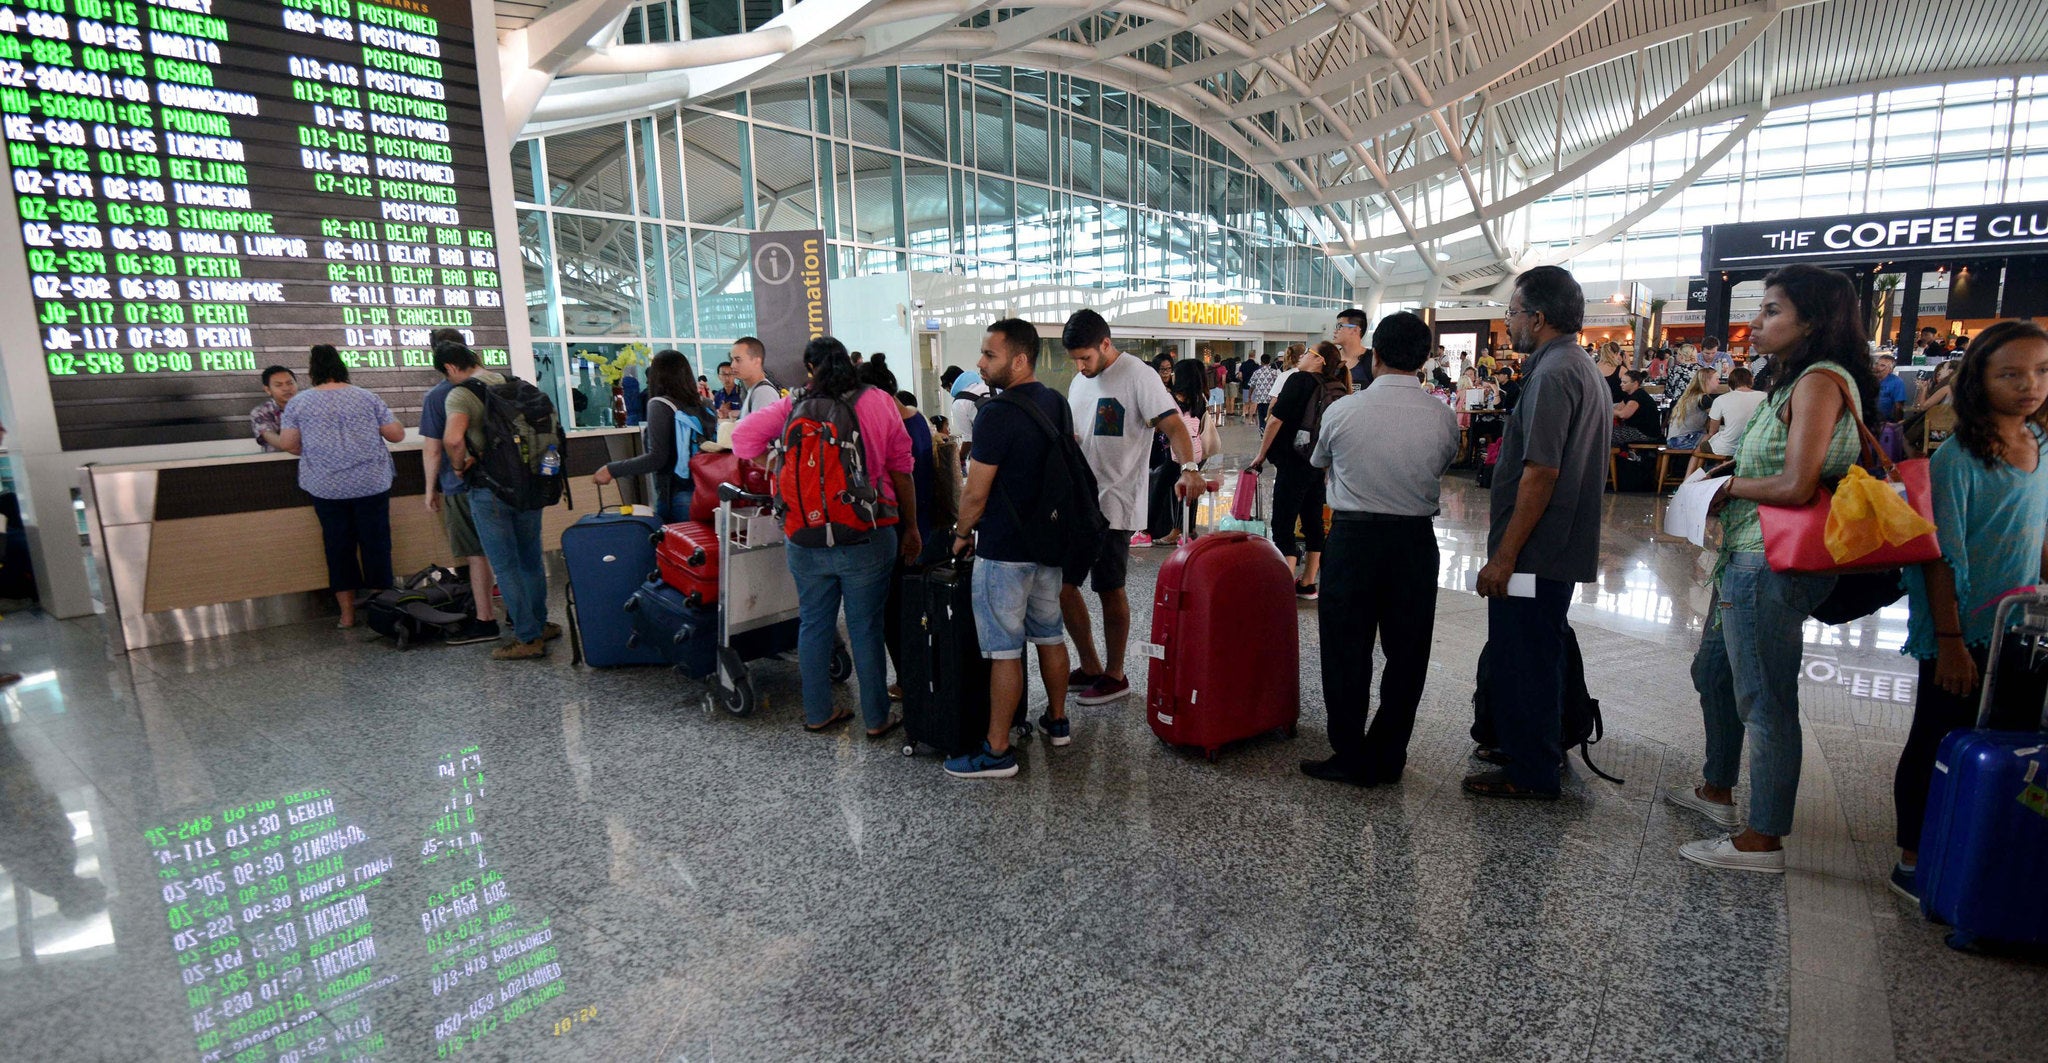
top-left (1523, 76), bottom-right (2048, 287)
top-left (512, 65), bottom-right (1351, 407)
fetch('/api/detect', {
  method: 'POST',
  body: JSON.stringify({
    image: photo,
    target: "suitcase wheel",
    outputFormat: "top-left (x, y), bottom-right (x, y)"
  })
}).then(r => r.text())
top-left (828, 643), bottom-right (853, 685)
top-left (717, 647), bottom-right (756, 716)
top-left (902, 743), bottom-right (916, 757)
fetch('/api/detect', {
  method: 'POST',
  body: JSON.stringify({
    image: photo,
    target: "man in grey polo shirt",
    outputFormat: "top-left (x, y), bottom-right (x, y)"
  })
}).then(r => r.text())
top-left (1467, 265), bottom-right (1609, 800)
top-left (1302, 312), bottom-right (1460, 787)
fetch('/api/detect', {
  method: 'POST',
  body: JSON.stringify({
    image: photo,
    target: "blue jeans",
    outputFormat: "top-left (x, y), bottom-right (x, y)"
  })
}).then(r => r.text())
top-left (786, 526), bottom-right (896, 728)
top-left (1690, 551), bottom-right (1834, 837)
top-left (1486, 576), bottom-right (1575, 792)
top-left (469, 489), bottom-right (549, 643)
top-left (661, 491), bottom-right (692, 523)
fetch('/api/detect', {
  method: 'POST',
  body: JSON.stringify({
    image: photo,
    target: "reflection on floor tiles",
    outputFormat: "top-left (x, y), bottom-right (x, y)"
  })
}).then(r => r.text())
top-left (1, 463), bottom-right (2042, 1061)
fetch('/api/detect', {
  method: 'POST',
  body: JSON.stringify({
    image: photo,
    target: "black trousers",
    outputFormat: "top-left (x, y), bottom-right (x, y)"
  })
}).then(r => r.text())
top-left (1318, 518), bottom-right (1439, 776)
top-left (1146, 464), bottom-right (1199, 538)
top-left (1271, 461), bottom-right (1326, 560)
top-left (1487, 577), bottom-right (1575, 793)
top-left (310, 492), bottom-right (394, 594)
top-left (1894, 639), bottom-right (2048, 851)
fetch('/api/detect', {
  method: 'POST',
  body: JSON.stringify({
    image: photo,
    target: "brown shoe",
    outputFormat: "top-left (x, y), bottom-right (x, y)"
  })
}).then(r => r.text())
top-left (491, 639), bottom-right (546, 661)
top-left (541, 622), bottom-right (563, 641)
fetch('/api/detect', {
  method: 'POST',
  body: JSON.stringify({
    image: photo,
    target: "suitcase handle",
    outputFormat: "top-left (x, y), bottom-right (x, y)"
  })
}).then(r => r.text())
top-left (1979, 591), bottom-right (2048, 730)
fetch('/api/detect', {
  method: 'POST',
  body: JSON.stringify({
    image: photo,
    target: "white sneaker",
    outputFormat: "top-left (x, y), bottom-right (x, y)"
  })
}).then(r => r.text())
top-left (1678, 835), bottom-right (1785, 874)
top-left (1664, 784), bottom-right (1739, 829)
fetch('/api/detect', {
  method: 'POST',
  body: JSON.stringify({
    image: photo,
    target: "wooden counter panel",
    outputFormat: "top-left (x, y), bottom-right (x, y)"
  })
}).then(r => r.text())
top-left (139, 490), bottom-right (614, 614)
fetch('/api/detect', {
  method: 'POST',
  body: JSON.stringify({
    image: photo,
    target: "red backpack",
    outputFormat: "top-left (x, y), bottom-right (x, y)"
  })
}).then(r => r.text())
top-left (769, 387), bottom-right (895, 547)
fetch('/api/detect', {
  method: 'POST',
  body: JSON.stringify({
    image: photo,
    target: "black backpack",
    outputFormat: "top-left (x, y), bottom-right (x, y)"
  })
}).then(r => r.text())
top-left (992, 391), bottom-right (1106, 573)
top-left (365, 566), bottom-right (475, 648)
top-left (1470, 626), bottom-right (1622, 784)
top-left (459, 375), bottom-right (566, 511)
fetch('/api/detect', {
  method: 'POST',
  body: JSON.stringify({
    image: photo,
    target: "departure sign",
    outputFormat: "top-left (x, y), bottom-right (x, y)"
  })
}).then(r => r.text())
top-left (0, 0), bottom-right (511, 449)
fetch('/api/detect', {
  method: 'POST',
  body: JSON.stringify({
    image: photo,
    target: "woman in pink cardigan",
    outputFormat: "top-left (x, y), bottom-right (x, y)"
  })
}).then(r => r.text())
top-left (732, 337), bottom-right (920, 737)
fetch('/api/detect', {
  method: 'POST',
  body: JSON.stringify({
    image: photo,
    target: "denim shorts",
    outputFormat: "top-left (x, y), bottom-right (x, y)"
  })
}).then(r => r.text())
top-left (972, 559), bottom-right (1065, 660)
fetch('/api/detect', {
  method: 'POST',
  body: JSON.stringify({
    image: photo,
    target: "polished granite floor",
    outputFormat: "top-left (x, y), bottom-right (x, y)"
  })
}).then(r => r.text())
top-left (3, 423), bottom-right (2044, 1062)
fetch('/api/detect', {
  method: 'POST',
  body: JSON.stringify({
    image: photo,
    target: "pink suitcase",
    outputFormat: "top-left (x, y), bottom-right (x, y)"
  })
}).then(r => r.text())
top-left (1143, 528), bottom-right (1300, 759)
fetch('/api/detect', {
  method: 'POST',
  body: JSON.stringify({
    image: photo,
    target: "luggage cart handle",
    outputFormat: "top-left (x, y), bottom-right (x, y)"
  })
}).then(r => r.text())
top-left (1979, 591), bottom-right (2048, 730)
top-left (719, 481), bottom-right (774, 507)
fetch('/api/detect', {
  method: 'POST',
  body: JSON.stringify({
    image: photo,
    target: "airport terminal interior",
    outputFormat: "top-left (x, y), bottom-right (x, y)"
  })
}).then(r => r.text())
top-left (4, 0), bottom-right (2048, 1060)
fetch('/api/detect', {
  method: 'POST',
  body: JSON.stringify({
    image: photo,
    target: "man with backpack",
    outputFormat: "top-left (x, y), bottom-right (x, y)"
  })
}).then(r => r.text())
top-left (417, 337), bottom-right (501, 646)
top-left (943, 319), bottom-right (1080, 778)
top-left (1061, 309), bottom-right (1204, 707)
top-left (730, 336), bottom-right (781, 418)
top-left (440, 343), bottom-right (566, 661)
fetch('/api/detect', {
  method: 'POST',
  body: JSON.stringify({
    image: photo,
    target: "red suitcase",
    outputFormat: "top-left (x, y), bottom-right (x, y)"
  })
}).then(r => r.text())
top-left (1143, 527), bottom-right (1299, 759)
top-left (655, 521), bottom-right (720, 606)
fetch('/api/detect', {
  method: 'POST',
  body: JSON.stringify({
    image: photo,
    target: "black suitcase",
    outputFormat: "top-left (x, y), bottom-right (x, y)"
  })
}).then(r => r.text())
top-left (898, 559), bottom-right (1024, 757)
top-left (622, 577), bottom-right (719, 679)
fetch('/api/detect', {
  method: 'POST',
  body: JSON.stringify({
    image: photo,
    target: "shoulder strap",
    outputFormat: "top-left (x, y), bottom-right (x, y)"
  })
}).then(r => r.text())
top-left (996, 389), bottom-right (1065, 444)
top-left (1802, 366), bottom-right (1893, 477)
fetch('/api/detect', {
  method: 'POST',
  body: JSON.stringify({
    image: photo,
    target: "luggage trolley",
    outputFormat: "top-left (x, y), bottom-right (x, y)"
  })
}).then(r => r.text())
top-left (705, 483), bottom-right (851, 715)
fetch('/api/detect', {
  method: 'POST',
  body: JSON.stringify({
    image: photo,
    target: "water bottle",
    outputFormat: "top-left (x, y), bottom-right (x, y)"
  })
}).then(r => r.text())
top-left (539, 445), bottom-right (561, 477)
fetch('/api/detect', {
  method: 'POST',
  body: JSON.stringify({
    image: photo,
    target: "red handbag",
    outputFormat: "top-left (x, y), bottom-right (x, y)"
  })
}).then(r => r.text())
top-left (1757, 373), bottom-right (1938, 574)
top-left (688, 451), bottom-right (771, 522)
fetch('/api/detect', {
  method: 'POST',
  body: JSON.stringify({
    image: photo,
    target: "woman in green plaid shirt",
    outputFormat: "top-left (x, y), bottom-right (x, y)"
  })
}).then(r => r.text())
top-left (1668, 265), bottom-right (1879, 874)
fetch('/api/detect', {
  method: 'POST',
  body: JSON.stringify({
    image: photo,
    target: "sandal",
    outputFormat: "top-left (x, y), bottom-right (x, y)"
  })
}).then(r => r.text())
top-left (804, 709), bottom-right (854, 733)
top-left (1471, 746), bottom-right (1512, 767)
top-left (866, 717), bottom-right (902, 740)
top-left (1461, 770), bottom-right (1559, 801)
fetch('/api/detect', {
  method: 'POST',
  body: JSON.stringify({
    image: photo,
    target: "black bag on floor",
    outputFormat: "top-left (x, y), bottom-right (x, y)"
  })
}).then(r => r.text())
top-left (1470, 625), bottom-right (1623, 784)
top-left (365, 566), bottom-right (474, 648)
top-left (900, 559), bottom-right (1022, 756)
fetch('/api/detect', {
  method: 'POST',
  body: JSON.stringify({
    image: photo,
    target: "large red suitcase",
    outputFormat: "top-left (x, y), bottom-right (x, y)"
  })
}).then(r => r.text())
top-left (655, 520), bottom-right (720, 606)
top-left (1143, 528), bottom-right (1299, 759)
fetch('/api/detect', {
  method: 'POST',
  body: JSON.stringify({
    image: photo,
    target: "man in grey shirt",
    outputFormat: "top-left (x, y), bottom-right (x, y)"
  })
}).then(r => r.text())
top-left (1468, 265), bottom-right (1610, 800)
top-left (1302, 312), bottom-right (1460, 787)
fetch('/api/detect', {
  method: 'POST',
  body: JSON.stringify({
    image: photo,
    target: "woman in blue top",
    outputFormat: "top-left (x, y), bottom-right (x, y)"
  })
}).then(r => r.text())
top-left (594, 349), bottom-right (713, 521)
top-left (277, 344), bottom-right (406, 628)
top-left (1889, 319), bottom-right (2048, 901)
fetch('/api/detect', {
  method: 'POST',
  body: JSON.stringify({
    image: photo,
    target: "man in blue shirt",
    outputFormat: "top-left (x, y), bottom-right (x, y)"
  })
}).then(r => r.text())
top-left (1874, 352), bottom-right (1909, 421)
top-left (943, 318), bottom-right (1074, 779)
top-left (421, 332), bottom-right (501, 644)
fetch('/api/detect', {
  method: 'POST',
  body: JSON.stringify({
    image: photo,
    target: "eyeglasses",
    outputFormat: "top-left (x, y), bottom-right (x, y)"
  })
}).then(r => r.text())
top-left (1504, 309), bottom-right (1537, 319)
top-left (1334, 323), bottom-right (1361, 331)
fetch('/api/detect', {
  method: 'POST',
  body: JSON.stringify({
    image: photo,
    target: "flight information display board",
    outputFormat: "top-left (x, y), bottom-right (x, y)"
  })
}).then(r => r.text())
top-left (1, 0), bottom-right (512, 449)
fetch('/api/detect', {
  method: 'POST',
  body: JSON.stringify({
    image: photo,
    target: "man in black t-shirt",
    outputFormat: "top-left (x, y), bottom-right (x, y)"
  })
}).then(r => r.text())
top-left (945, 318), bottom-right (1074, 779)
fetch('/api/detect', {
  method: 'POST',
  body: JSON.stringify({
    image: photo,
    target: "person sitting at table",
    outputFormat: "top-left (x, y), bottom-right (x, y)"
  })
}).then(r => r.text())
top-left (1664, 367), bottom-right (1720, 450)
top-left (1611, 369), bottom-right (1664, 449)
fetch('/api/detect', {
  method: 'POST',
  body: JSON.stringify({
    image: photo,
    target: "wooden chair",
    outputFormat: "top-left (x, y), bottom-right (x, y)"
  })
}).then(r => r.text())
top-left (1654, 447), bottom-right (1702, 491)
top-left (1919, 405), bottom-right (1956, 453)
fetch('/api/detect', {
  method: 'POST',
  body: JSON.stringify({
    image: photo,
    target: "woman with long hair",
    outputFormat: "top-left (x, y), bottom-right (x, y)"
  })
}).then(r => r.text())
top-left (594, 349), bottom-right (714, 521)
top-left (1250, 343), bottom-right (1332, 597)
top-left (275, 344), bottom-right (406, 628)
top-left (1888, 320), bottom-right (2048, 900)
top-left (1669, 264), bottom-right (1877, 873)
top-left (1665, 367), bottom-right (1720, 449)
top-left (730, 337), bottom-right (919, 738)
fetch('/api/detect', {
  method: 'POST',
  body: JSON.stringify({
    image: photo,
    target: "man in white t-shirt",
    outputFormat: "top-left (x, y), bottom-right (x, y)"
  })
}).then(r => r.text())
top-left (1059, 309), bottom-right (1204, 706)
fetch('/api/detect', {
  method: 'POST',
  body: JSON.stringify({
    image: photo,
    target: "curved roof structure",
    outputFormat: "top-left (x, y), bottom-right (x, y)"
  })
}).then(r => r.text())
top-left (500, 0), bottom-right (2048, 292)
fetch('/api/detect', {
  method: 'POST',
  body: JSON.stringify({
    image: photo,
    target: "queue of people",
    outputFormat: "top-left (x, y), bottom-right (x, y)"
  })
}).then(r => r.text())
top-left (237, 262), bottom-right (2047, 901)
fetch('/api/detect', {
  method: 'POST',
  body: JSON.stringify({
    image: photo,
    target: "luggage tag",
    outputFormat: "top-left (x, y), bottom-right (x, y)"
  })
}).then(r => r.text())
top-left (2018, 760), bottom-right (2048, 822)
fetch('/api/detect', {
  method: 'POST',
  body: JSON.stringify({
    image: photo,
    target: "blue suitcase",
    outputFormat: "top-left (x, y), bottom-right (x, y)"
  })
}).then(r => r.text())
top-left (623, 577), bottom-right (719, 679)
top-left (1917, 592), bottom-right (2048, 951)
top-left (561, 509), bottom-right (667, 667)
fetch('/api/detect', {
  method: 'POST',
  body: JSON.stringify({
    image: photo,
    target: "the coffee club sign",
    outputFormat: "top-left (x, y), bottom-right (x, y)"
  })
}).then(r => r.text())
top-left (1704, 200), bottom-right (2048, 271)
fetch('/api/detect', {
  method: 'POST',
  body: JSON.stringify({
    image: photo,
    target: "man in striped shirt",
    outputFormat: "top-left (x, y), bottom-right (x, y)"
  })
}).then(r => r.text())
top-left (1247, 354), bottom-right (1280, 431)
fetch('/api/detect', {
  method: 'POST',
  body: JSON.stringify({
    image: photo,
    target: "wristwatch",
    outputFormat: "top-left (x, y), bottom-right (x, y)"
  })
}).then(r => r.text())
top-left (1180, 462), bottom-right (1201, 472)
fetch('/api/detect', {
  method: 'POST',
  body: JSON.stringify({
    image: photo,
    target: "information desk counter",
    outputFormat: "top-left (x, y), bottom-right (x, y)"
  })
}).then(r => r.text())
top-left (82, 428), bottom-right (645, 651)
